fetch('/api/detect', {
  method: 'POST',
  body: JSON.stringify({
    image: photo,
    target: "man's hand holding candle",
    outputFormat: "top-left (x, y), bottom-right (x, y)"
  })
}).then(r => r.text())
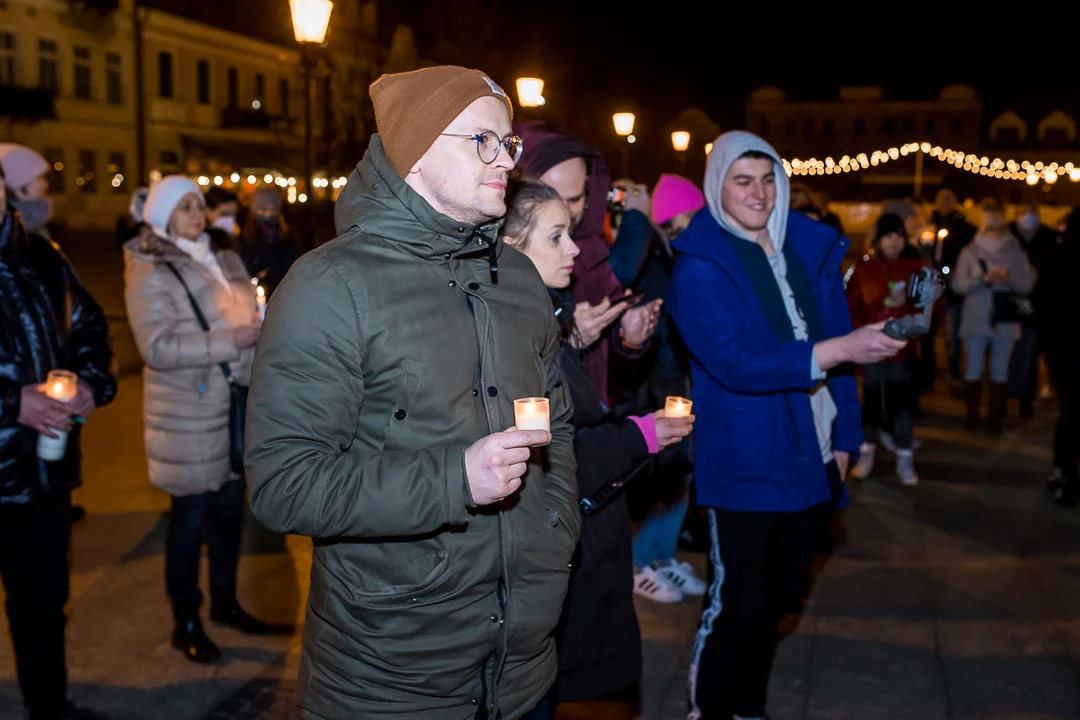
top-left (465, 428), bottom-right (552, 506)
top-left (18, 385), bottom-right (75, 437)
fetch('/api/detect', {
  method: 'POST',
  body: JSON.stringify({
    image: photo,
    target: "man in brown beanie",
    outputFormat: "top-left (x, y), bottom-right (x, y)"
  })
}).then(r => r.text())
top-left (246, 66), bottom-right (579, 720)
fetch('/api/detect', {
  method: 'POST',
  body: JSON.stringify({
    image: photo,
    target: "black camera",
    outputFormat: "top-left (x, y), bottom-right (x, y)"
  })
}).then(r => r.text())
top-left (607, 187), bottom-right (627, 213)
top-left (883, 267), bottom-right (945, 340)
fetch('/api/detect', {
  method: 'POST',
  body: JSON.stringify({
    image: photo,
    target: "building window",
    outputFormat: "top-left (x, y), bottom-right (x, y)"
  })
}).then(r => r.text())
top-left (759, 118), bottom-right (769, 136)
top-left (107, 152), bottom-right (125, 193)
top-left (902, 117), bottom-right (915, 134)
top-left (853, 117), bottom-right (865, 134)
top-left (884, 117), bottom-right (897, 134)
top-left (77, 150), bottom-right (96, 193)
top-left (0, 32), bottom-right (16, 85)
top-left (106, 52), bottom-right (122, 104)
top-left (227, 66), bottom-right (238, 107)
top-left (44, 148), bottom-right (64, 194)
top-left (1045, 128), bottom-right (1070, 145)
top-left (38, 37), bottom-right (58, 92)
top-left (996, 128), bottom-right (1021, 144)
top-left (159, 150), bottom-right (179, 167)
top-left (158, 51), bottom-right (173, 98)
top-left (802, 118), bottom-right (813, 134)
top-left (74, 46), bottom-right (91, 100)
top-left (823, 118), bottom-right (834, 135)
top-left (196, 60), bottom-right (210, 105)
top-left (279, 77), bottom-right (289, 117)
top-left (253, 72), bottom-right (265, 110)
top-left (784, 119), bottom-right (795, 135)
top-left (924, 118), bottom-right (936, 134)
top-left (951, 117), bottom-right (964, 135)
top-left (347, 114), bottom-right (358, 142)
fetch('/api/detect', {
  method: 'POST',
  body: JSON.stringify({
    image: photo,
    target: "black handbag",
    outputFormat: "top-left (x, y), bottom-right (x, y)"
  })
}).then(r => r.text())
top-left (978, 258), bottom-right (1035, 325)
top-left (164, 263), bottom-right (248, 475)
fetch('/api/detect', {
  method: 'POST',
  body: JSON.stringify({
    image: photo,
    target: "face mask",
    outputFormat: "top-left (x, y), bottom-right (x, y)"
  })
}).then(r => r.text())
top-left (1018, 213), bottom-right (1040, 233)
top-left (212, 214), bottom-right (237, 235)
top-left (12, 196), bottom-right (53, 231)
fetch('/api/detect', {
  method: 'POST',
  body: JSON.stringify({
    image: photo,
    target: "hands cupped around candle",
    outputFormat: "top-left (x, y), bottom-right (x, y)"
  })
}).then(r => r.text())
top-left (465, 427), bottom-right (552, 506)
top-left (18, 385), bottom-right (76, 437)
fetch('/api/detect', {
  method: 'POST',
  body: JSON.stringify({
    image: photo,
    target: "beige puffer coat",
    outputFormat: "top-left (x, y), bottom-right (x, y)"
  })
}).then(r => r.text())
top-left (123, 229), bottom-right (257, 496)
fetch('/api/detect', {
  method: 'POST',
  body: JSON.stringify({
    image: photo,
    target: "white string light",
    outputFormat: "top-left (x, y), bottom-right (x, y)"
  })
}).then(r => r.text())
top-left (783, 141), bottom-right (1078, 185)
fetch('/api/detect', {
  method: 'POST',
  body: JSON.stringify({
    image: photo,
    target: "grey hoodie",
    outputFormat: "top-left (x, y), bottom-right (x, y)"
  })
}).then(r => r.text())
top-left (703, 131), bottom-right (837, 463)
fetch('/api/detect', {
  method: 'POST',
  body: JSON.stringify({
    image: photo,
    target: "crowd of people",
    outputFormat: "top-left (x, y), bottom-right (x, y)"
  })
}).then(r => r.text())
top-left (1, 61), bottom-right (1078, 720)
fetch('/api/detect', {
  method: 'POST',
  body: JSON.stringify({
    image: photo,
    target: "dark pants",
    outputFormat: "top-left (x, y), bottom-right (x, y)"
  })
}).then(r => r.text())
top-left (862, 362), bottom-right (915, 450)
top-left (166, 478), bottom-right (246, 619)
top-left (1047, 350), bottom-right (1080, 479)
top-left (688, 465), bottom-right (839, 720)
top-left (0, 493), bottom-right (72, 720)
top-left (1007, 324), bottom-right (1041, 408)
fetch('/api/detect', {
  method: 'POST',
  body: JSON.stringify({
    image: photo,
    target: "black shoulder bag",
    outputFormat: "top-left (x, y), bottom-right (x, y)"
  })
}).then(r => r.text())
top-left (164, 262), bottom-right (248, 475)
top-left (978, 258), bottom-right (1035, 325)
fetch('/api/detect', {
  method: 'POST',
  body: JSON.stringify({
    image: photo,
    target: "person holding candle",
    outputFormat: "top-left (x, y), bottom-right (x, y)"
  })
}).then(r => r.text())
top-left (501, 178), bottom-right (695, 707)
top-left (123, 175), bottom-right (269, 665)
top-left (233, 187), bottom-right (300, 298)
top-left (245, 67), bottom-right (578, 720)
top-left (0, 165), bottom-right (117, 719)
top-left (669, 131), bottom-right (906, 720)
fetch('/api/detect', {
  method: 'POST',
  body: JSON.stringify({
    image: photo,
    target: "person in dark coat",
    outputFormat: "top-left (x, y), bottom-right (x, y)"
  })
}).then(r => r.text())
top-left (233, 187), bottom-right (300, 297)
top-left (514, 122), bottom-right (661, 404)
top-left (0, 166), bottom-right (117, 720)
top-left (501, 179), bottom-right (695, 706)
top-left (1006, 202), bottom-right (1058, 418)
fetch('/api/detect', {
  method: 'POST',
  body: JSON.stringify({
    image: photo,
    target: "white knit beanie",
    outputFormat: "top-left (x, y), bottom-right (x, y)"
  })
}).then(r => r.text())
top-left (0, 144), bottom-right (48, 191)
top-left (143, 175), bottom-right (202, 237)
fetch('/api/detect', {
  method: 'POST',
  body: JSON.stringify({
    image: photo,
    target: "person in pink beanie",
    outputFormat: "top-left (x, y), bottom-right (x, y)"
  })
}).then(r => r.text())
top-left (652, 174), bottom-right (706, 241)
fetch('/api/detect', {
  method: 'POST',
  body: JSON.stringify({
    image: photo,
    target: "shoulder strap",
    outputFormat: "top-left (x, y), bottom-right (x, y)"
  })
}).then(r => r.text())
top-left (163, 262), bottom-right (233, 383)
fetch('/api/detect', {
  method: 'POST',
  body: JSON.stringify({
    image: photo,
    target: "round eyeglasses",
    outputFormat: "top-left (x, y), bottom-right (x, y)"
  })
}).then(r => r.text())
top-left (441, 131), bottom-right (524, 165)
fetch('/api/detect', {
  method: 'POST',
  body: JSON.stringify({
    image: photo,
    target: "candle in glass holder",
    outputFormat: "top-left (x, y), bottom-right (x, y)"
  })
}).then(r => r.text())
top-left (514, 397), bottom-right (550, 444)
top-left (665, 396), bottom-right (693, 418)
top-left (37, 369), bottom-right (78, 461)
top-left (256, 285), bottom-right (267, 321)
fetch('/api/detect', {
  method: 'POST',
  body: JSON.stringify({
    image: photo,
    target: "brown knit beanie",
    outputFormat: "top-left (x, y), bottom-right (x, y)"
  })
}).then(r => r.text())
top-left (370, 66), bottom-right (514, 178)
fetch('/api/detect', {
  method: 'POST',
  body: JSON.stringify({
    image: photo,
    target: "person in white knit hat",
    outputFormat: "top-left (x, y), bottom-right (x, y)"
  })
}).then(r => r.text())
top-left (122, 175), bottom-right (270, 665)
top-left (0, 143), bottom-right (54, 238)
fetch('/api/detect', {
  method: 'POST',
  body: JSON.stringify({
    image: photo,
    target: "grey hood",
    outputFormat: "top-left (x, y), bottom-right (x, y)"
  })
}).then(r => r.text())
top-left (703, 130), bottom-right (790, 252)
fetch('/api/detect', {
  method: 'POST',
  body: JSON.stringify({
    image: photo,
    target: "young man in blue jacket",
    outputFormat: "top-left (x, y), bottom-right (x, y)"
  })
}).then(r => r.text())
top-left (669, 131), bottom-right (906, 720)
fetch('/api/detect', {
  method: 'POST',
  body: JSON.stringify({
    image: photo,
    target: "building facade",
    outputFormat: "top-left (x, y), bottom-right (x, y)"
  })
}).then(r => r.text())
top-left (0, 0), bottom-right (383, 230)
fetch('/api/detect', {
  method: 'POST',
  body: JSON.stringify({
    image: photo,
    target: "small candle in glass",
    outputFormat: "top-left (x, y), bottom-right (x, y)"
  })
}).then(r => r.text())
top-left (256, 285), bottom-right (267, 321)
top-left (665, 396), bottom-right (693, 418)
top-left (514, 397), bottom-right (551, 445)
top-left (38, 370), bottom-right (78, 461)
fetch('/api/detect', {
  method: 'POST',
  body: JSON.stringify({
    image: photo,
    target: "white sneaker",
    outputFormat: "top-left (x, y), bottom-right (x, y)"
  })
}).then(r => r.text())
top-left (633, 566), bottom-right (683, 603)
top-left (655, 560), bottom-right (707, 596)
top-left (851, 442), bottom-right (876, 479)
top-left (896, 449), bottom-right (919, 486)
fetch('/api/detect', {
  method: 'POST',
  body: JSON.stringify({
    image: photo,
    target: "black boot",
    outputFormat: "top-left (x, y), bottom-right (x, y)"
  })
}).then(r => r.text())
top-left (210, 588), bottom-right (271, 635)
top-left (987, 382), bottom-right (1006, 434)
top-left (964, 382), bottom-right (981, 431)
top-left (1051, 473), bottom-right (1077, 508)
top-left (171, 616), bottom-right (221, 663)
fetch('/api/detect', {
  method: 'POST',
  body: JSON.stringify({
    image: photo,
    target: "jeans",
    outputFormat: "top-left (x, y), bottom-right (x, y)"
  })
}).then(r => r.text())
top-left (0, 493), bottom-right (72, 720)
top-left (688, 464), bottom-right (839, 720)
top-left (861, 363), bottom-right (914, 450)
top-left (632, 495), bottom-right (689, 568)
top-left (165, 478), bottom-right (246, 619)
top-left (1007, 324), bottom-right (1041, 404)
top-left (963, 335), bottom-right (1016, 384)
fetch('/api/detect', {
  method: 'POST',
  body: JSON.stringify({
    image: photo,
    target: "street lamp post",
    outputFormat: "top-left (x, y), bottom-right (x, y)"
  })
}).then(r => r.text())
top-left (290, 0), bottom-right (333, 248)
top-left (613, 112), bottom-right (635, 178)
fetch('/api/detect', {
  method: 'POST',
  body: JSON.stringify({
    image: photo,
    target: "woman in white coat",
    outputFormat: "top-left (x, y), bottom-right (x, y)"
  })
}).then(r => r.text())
top-left (123, 176), bottom-right (269, 664)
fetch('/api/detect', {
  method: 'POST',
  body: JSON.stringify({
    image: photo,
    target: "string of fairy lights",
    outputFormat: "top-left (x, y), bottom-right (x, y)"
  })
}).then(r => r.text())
top-left (782, 142), bottom-right (1080, 186)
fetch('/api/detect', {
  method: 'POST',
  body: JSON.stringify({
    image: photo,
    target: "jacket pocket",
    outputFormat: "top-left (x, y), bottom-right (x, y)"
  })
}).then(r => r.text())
top-left (348, 543), bottom-right (454, 610)
top-left (385, 356), bottom-right (423, 446)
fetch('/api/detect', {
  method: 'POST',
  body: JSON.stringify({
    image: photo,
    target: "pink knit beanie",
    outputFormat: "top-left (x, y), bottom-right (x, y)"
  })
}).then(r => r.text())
top-left (651, 174), bottom-right (705, 225)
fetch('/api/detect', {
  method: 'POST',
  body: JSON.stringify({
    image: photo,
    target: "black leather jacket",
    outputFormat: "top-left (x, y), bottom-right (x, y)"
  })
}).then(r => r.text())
top-left (0, 211), bottom-right (117, 504)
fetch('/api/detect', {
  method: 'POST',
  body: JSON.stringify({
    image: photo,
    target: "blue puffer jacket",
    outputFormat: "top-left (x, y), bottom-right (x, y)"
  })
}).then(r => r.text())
top-left (669, 209), bottom-right (861, 512)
